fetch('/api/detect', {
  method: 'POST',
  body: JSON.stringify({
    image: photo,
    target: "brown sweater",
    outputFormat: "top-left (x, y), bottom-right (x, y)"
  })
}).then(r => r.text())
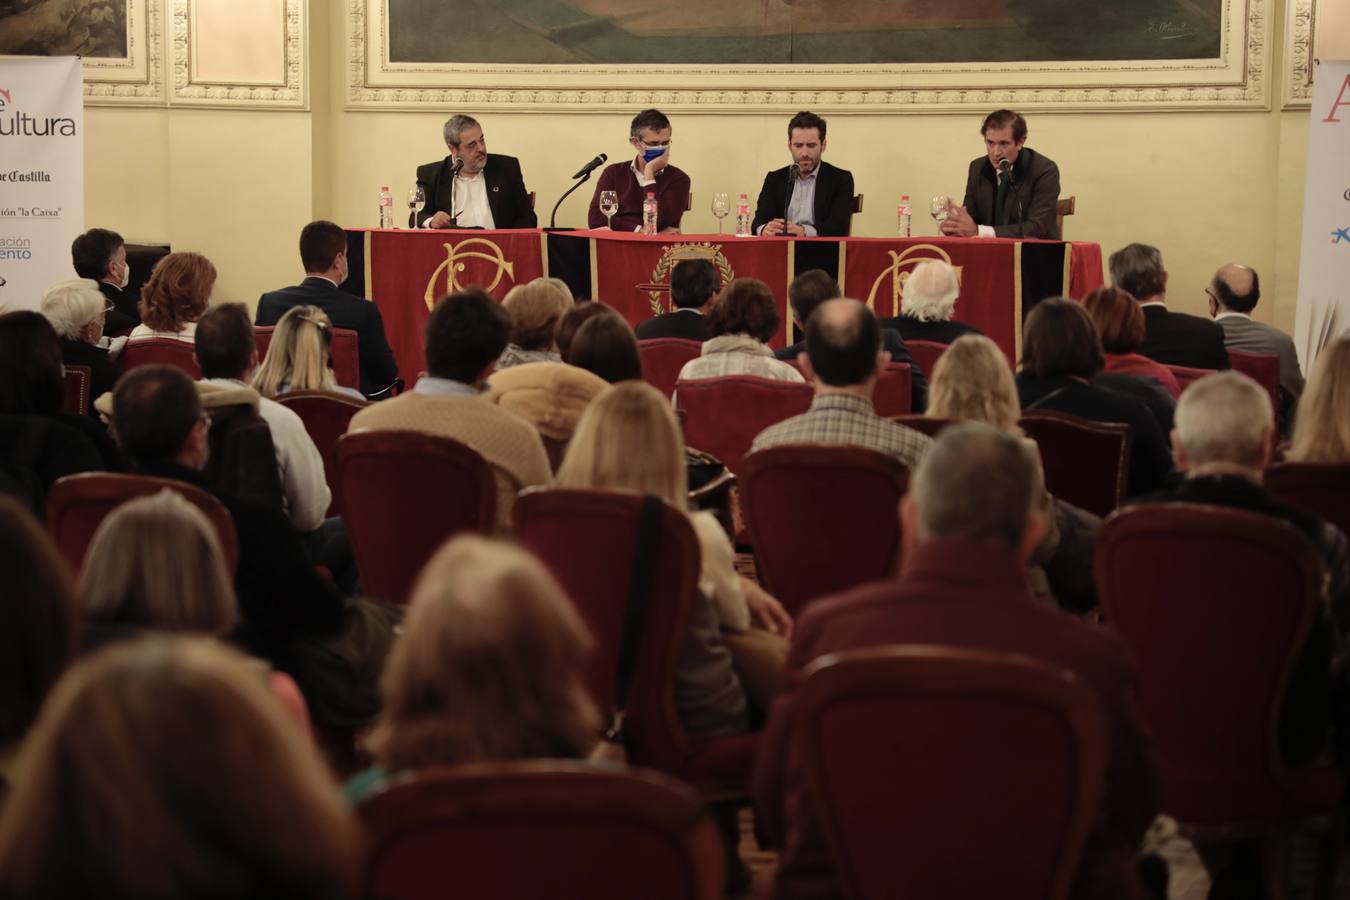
top-left (587, 160), bottom-right (690, 232)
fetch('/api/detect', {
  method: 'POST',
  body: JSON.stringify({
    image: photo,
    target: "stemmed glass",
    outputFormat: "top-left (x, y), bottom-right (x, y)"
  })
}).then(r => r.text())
top-left (930, 195), bottom-right (951, 227)
top-left (711, 192), bottom-right (730, 233)
top-left (408, 185), bottom-right (426, 228)
top-left (599, 190), bottom-right (619, 230)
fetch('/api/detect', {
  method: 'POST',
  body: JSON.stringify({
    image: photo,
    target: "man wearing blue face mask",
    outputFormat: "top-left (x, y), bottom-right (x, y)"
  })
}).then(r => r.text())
top-left (587, 109), bottom-right (690, 233)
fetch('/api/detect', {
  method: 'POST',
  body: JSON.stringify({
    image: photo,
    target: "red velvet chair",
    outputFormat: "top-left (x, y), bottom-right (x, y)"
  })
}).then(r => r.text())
top-left (118, 338), bottom-right (201, 379)
top-left (513, 488), bottom-right (757, 793)
top-left (675, 376), bottom-right (812, 476)
top-left (62, 365), bottom-right (91, 416)
top-left (905, 339), bottom-right (948, 378)
top-left (337, 430), bottom-right (495, 606)
top-left (1265, 461), bottom-right (1350, 539)
top-left (274, 390), bottom-right (369, 517)
top-left (358, 761), bottom-right (724, 900)
top-left (1019, 410), bottom-right (1131, 518)
top-left (255, 325), bottom-right (362, 391)
top-left (889, 414), bottom-right (956, 438)
top-left (639, 338), bottom-right (703, 398)
top-left (1165, 364), bottom-right (1216, 395)
top-left (1228, 350), bottom-right (1281, 419)
top-left (795, 646), bottom-right (1107, 900)
top-left (1096, 504), bottom-right (1344, 893)
top-left (739, 446), bottom-right (909, 617)
top-left (872, 363), bottom-right (913, 417)
top-left (46, 472), bottom-right (238, 575)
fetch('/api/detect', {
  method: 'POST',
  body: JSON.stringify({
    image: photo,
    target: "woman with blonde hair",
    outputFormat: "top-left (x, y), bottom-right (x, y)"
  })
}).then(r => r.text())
top-left (0, 637), bottom-right (357, 899)
top-left (1288, 335), bottom-right (1350, 462)
top-left (497, 277), bottom-right (572, 369)
top-left (252, 304), bottom-right (365, 400)
top-left (129, 251), bottom-right (215, 342)
top-left (349, 535), bottom-right (600, 801)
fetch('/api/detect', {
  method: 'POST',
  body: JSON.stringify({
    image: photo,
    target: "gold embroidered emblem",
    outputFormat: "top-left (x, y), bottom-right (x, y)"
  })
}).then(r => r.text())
top-left (863, 245), bottom-right (963, 318)
top-left (423, 239), bottom-right (516, 311)
top-left (637, 243), bottom-right (734, 317)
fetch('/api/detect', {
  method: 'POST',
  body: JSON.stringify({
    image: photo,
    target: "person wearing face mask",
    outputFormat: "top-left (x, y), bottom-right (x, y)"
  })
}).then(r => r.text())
top-left (40, 278), bottom-right (125, 406)
top-left (942, 109), bottom-right (1062, 240)
top-left (752, 111), bottom-right (856, 238)
top-left (586, 108), bottom-right (690, 233)
top-left (71, 228), bottom-right (140, 336)
top-left (416, 115), bottom-right (537, 230)
top-left (255, 220), bottom-right (400, 398)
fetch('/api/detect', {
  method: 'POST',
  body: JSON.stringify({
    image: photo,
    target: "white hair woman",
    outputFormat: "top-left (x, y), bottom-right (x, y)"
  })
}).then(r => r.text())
top-left (40, 277), bottom-right (123, 403)
top-left (882, 259), bottom-right (984, 345)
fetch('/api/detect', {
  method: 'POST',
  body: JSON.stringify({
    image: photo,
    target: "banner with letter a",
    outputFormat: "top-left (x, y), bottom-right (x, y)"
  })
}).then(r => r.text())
top-left (0, 56), bottom-right (83, 312)
top-left (1295, 59), bottom-right (1350, 371)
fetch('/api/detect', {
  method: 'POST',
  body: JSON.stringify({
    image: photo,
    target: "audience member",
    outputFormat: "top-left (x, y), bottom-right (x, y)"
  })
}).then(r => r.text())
top-left (497, 278), bottom-right (572, 369)
top-left (1208, 263), bottom-right (1304, 407)
top-left (252, 305), bottom-right (366, 401)
top-left (1017, 298), bottom-right (1174, 496)
top-left (569, 308), bottom-right (644, 383)
top-left (753, 422), bottom-right (1160, 900)
top-left (556, 300), bottom-right (612, 363)
top-left (40, 277), bottom-right (123, 404)
top-left (347, 535), bottom-right (600, 801)
top-left (635, 258), bottom-right (717, 341)
top-left (878, 259), bottom-right (983, 345)
top-left (752, 299), bottom-right (931, 468)
top-left (1083, 285), bottom-right (1182, 399)
top-left (678, 278), bottom-right (803, 384)
top-left (484, 358), bottom-right (607, 469)
top-left (71, 227), bottom-right (140, 335)
top-left (1108, 243), bottom-right (1229, 370)
top-left (256, 220), bottom-right (400, 397)
top-left (0, 637), bottom-right (357, 899)
top-left (0, 496), bottom-right (76, 790)
top-left (130, 251), bottom-right (214, 343)
top-left (349, 287), bottom-right (551, 533)
top-left (1288, 334), bottom-right (1350, 463)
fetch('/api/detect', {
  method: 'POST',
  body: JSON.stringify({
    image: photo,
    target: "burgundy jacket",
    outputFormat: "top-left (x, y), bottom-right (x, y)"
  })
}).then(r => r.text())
top-left (752, 538), bottom-right (1160, 900)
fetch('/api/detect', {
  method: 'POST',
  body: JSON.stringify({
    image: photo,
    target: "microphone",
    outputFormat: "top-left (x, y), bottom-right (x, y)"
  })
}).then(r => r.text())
top-left (572, 153), bottom-right (608, 180)
top-left (997, 156), bottom-right (1015, 184)
top-left (451, 156), bottom-right (465, 175)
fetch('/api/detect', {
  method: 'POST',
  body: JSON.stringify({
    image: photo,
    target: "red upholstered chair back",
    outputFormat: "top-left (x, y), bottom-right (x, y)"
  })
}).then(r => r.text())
top-left (46, 472), bottom-right (238, 575)
top-left (255, 325), bottom-right (362, 391)
top-left (638, 338), bottom-right (703, 398)
top-left (905, 339), bottom-right (948, 378)
top-left (119, 338), bottom-right (201, 379)
top-left (739, 446), bottom-right (909, 617)
top-left (1228, 350), bottom-right (1281, 417)
top-left (1019, 410), bottom-right (1131, 517)
top-left (674, 376), bottom-right (812, 475)
top-left (872, 363), bottom-right (913, 417)
top-left (1095, 504), bottom-right (1336, 826)
top-left (1165, 364), bottom-right (1216, 395)
top-left (358, 761), bottom-right (724, 900)
top-left (336, 430), bottom-right (495, 605)
top-left (63, 365), bottom-right (90, 415)
top-left (889, 414), bottom-right (956, 438)
top-left (795, 647), bottom-right (1107, 900)
top-left (274, 390), bottom-right (369, 517)
top-left (1265, 462), bottom-right (1350, 539)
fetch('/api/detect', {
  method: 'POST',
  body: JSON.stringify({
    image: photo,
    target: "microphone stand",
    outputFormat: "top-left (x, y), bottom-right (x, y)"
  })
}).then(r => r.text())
top-left (549, 171), bottom-right (592, 230)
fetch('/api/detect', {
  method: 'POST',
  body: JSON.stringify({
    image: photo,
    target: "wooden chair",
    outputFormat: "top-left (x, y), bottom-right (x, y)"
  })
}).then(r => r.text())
top-left (255, 325), bottom-right (362, 392)
top-left (1096, 504), bottom-right (1343, 896)
top-left (358, 761), bottom-right (724, 900)
top-left (274, 390), bottom-right (370, 517)
top-left (1228, 350), bottom-right (1282, 421)
top-left (337, 430), bottom-right (496, 605)
top-left (905, 339), bottom-right (948, 379)
top-left (1165, 364), bottom-right (1216, 396)
top-left (889, 414), bottom-right (956, 438)
top-left (675, 376), bottom-right (812, 476)
top-left (872, 363), bottom-right (913, 417)
top-left (795, 646), bottom-right (1107, 900)
top-left (1265, 462), bottom-right (1350, 540)
top-left (851, 194), bottom-right (864, 214)
top-left (62, 365), bottom-right (91, 416)
top-left (514, 488), bottom-right (757, 793)
top-left (118, 338), bottom-right (201, 379)
top-left (46, 472), bottom-right (238, 575)
top-left (1055, 196), bottom-right (1076, 238)
top-left (739, 446), bottom-right (909, 616)
top-left (1020, 410), bottom-right (1131, 518)
top-left (638, 338), bottom-right (703, 399)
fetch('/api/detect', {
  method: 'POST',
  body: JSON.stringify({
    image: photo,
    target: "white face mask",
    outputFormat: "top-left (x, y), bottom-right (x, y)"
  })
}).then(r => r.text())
top-left (117, 259), bottom-right (130, 290)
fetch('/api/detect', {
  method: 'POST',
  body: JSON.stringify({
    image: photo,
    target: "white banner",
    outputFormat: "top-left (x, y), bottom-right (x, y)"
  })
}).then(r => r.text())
top-left (1295, 59), bottom-right (1350, 371)
top-left (0, 56), bottom-right (83, 313)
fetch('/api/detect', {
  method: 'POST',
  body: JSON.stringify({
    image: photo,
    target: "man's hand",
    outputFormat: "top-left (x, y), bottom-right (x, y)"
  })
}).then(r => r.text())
top-left (741, 577), bottom-right (793, 639)
top-left (941, 206), bottom-right (979, 237)
top-left (762, 218), bottom-right (789, 237)
top-left (426, 211), bottom-right (452, 229)
top-left (640, 148), bottom-right (670, 181)
top-left (784, 222), bottom-right (807, 237)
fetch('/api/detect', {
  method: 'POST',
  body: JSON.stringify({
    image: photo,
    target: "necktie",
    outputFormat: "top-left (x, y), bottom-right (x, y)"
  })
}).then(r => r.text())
top-left (993, 171), bottom-right (1009, 226)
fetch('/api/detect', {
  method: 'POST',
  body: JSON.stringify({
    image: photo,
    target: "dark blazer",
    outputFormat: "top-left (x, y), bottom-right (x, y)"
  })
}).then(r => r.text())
top-left (753, 538), bottom-right (1160, 900)
top-left (1138, 305), bottom-right (1230, 371)
top-left (960, 146), bottom-right (1061, 239)
top-left (879, 315), bottom-right (983, 345)
top-left (98, 281), bottom-right (140, 335)
top-left (414, 153), bottom-right (537, 229)
top-left (635, 309), bottom-right (709, 342)
top-left (752, 161), bottom-right (855, 237)
top-left (59, 337), bottom-right (121, 405)
top-left (776, 328), bottom-right (929, 413)
top-left (255, 276), bottom-right (399, 396)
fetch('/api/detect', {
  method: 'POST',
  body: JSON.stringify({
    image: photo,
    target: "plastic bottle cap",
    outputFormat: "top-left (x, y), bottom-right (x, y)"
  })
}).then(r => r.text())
top-left (646, 192), bottom-right (655, 198)
top-left (900, 195), bottom-right (909, 201)
top-left (381, 186), bottom-right (389, 191)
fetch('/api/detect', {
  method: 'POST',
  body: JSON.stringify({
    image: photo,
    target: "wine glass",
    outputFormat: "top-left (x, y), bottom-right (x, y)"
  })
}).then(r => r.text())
top-left (407, 185), bottom-right (426, 228)
top-left (930, 194), bottom-right (951, 226)
top-left (599, 190), bottom-right (619, 230)
top-left (711, 192), bottom-right (730, 233)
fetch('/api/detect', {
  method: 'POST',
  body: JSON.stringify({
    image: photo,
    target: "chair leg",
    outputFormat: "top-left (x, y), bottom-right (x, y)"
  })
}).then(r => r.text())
top-left (1312, 812), bottom-right (1345, 900)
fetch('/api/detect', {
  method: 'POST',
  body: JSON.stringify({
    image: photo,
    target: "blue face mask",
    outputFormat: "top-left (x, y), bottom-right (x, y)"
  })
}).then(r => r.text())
top-left (642, 146), bottom-right (667, 163)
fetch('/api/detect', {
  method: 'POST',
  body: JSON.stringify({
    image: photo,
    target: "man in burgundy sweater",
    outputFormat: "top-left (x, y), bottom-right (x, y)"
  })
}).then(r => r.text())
top-left (587, 108), bottom-right (690, 233)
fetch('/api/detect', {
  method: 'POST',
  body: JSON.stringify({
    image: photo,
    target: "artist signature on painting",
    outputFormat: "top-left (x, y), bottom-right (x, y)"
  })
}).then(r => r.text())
top-left (1145, 19), bottom-right (1197, 40)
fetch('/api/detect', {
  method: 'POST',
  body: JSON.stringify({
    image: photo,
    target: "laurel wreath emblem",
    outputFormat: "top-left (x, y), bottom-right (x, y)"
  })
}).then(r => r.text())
top-left (646, 243), bottom-right (735, 316)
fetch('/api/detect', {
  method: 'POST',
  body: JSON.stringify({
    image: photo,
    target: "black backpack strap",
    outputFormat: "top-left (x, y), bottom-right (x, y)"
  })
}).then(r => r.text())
top-left (611, 494), bottom-right (665, 722)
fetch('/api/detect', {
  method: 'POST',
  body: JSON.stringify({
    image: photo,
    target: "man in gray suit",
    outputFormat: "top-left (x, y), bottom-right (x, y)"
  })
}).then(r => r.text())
top-left (1208, 264), bottom-right (1304, 404)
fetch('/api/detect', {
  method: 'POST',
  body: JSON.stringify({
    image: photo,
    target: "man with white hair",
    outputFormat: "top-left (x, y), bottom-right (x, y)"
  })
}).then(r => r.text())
top-left (40, 278), bottom-right (123, 405)
top-left (878, 259), bottom-right (984, 346)
top-left (754, 422), bottom-right (1159, 900)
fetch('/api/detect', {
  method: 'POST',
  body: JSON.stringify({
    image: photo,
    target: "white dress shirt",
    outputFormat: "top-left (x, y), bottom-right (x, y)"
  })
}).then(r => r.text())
top-left (452, 172), bottom-right (495, 229)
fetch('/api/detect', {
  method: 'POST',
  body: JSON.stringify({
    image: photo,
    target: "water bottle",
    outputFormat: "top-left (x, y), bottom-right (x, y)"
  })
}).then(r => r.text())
top-left (378, 185), bottom-right (394, 229)
top-left (735, 193), bottom-right (752, 237)
top-left (641, 192), bottom-right (658, 235)
top-left (897, 195), bottom-right (912, 237)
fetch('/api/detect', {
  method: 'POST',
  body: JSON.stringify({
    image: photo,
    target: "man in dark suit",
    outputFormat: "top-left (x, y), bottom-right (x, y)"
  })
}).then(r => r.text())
top-left (942, 109), bottom-right (1061, 240)
top-left (255, 221), bottom-right (400, 397)
top-left (415, 114), bottom-right (536, 230)
top-left (635, 258), bottom-right (715, 341)
top-left (1109, 243), bottom-right (1230, 371)
top-left (71, 227), bottom-right (140, 335)
top-left (753, 423), bottom-right (1160, 900)
top-left (752, 111), bottom-right (855, 238)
